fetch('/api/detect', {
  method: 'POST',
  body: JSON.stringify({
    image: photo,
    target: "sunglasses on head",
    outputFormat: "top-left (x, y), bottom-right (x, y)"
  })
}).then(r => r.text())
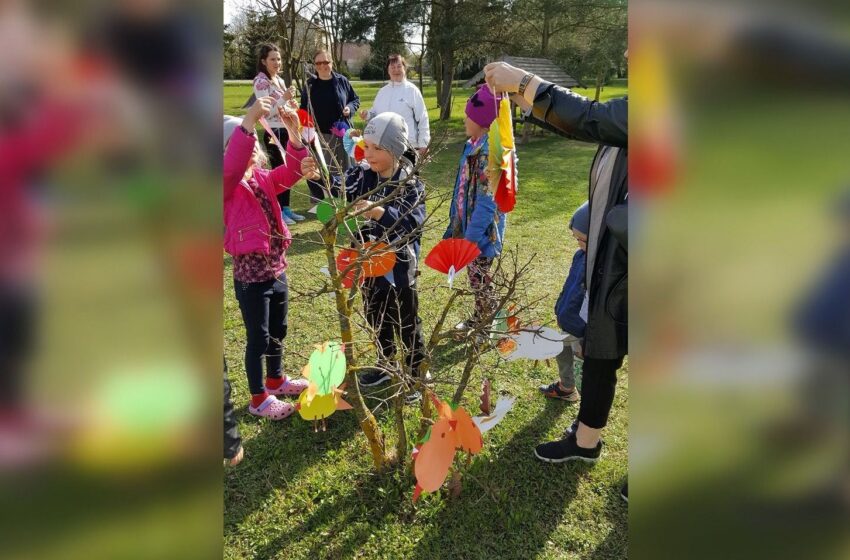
top-left (314, 61), bottom-right (331, 66)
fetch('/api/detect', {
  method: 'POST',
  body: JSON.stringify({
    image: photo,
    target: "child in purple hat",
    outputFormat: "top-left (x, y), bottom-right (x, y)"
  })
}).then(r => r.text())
top-left (444, 85), bottom-right (508, 336)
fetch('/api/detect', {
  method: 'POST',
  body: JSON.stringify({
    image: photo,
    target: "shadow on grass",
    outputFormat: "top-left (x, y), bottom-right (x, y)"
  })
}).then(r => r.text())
top-left (585, 481), bottom-right (629, 559)
top-left (430, 339), bottom-right (471, 370)
top-left (285, 231), bottom-right (326, 258)
top-left (224, 408), bottom-right (360, 532)
top-left (248, 398), bottom-right (586, 560)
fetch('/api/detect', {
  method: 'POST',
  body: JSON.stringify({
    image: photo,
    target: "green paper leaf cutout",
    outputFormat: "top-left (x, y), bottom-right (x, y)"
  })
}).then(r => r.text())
top-left (419, 426), bottom-right (433, 444)
top-left (337, 216), bottom-right (361, 236)
top-left (308, 341), bottom-right (346, 395)
top-left (316, 200), bottom-right (336, 224)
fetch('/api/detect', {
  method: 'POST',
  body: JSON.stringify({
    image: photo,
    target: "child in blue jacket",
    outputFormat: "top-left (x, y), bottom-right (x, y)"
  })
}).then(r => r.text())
top-left (337, 113), bottom-right (427, 395)
top-left (444, 85), bottom-right (508, 331)
top-left (540, 202), bottom-right (589, 402)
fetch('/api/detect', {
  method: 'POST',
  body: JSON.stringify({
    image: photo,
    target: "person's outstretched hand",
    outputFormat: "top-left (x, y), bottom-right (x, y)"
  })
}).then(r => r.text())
top-left (301, 156), bottom-right (320, 180)
top-left (278, 102), bottom-right (303, 149)
top-left (484, 62), bottom-right (526, 93)
top-left (243, 96), bottom-right (274, 129)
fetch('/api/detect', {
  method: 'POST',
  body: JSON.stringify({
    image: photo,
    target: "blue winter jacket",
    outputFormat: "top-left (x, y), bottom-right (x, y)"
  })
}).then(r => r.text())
top-left (340, 161), bottom-right (426, 289)
top-left (554, 250), bottom-right (587, 337)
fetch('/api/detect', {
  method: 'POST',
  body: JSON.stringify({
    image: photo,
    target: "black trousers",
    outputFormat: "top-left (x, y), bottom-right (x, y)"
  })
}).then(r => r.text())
top-left (0, 288), bottom-right (36, 408)
top-left (234, 274), bottom-right (288, 395)
top-left (223, 358), bottom-right (241, 460)
top-left (576, 356), bottom-right (625, 429)
top-left (262, 128), bottom-right (291, 208)
top-left (363, 281), bottom-right (426, 375)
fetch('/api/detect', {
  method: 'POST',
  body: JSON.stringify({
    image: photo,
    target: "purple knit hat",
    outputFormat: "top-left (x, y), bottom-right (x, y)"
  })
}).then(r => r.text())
top-left (465, 84), bottom-right (498, 129)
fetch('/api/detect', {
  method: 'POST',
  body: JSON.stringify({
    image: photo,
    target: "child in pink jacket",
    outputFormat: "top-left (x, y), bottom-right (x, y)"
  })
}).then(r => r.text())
top-left (224, 97), bottom-right (316, 420)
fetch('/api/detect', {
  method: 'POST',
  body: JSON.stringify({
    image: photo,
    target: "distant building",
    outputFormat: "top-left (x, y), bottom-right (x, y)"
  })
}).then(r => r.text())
top-left (340, 42), bottom-right (372, 75)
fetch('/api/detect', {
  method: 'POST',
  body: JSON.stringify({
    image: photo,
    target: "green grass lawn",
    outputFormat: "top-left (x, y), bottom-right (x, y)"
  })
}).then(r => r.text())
top-left (224, 79), bottom-right (628, 560)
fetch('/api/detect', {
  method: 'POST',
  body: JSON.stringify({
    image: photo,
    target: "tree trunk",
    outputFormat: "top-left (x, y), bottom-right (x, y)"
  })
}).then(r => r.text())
top-left (541, 15), bottom-right (550, 57)
top-left (439, 50), bottom-right (454, 120)
top-left (418, 19), bottom-right (426, 94)
top-left (433, 54), bottom-right (443, 107)
top-left (594, 72), bottom-right (604, 101)
top-left (322, 228), bottom-right (387, 470)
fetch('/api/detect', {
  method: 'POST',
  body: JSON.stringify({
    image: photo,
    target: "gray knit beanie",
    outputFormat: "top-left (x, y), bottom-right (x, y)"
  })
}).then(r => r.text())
top-left (363, 112), bottom-right (409, 159)
top-left (223, 115), bottom-right (241, 150)
top-left (569, 201), bottom-right (590, 235)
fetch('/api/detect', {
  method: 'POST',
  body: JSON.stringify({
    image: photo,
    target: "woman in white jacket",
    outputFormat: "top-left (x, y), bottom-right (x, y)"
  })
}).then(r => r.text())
top-left (359, 55), bottom-right (430, 158)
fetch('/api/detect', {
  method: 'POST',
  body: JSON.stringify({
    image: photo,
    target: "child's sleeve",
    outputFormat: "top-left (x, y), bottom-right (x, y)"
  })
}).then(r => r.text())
top-left (268, 142), bottom-right (309, 194)
top-left (342, 166), bottom-right (366, 201)
top-left (376, 178), bottom-right (426, 239)
top-left (223, 126), bottom-right (255, 202)
top-left (463, 153), bottom-right (498, 248)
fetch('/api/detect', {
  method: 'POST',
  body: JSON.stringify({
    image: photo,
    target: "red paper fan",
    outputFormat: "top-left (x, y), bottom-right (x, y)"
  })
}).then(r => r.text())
top-left (424, 239), bottom-right (480, 275)
top-left (335, 249), bottom-right (364, 289)
top-left (297, 108), bottom-right (314, 128)
top-left (494, 154), bottom-right (517, 213)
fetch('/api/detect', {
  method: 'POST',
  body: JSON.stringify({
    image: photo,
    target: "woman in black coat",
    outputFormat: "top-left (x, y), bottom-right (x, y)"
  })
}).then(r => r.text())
top-left (485, 61), bottom-right (628, 465)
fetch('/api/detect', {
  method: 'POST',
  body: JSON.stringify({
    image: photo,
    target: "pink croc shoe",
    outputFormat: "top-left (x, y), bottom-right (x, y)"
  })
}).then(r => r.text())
top-left (266, 376), bottom-right (309, 397)
top-left (248, 395), bottom-right (295, 420)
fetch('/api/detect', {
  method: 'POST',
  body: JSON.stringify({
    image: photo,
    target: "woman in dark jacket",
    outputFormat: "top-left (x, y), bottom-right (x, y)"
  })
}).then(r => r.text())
top-left (484, 61), bottom-right (628, 465)
top-left (300, 49), bottom-right (360, 206)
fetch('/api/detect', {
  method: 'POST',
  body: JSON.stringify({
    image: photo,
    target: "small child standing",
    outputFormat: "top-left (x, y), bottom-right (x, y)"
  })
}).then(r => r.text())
top-left (444, 84), bottom-right (508, 333)
top-left (224, 97), bottom-right (315, 420)
top-left (540, 202), bottom-right (590, 402)
top-left (339, 113), bottom-right (427, 396)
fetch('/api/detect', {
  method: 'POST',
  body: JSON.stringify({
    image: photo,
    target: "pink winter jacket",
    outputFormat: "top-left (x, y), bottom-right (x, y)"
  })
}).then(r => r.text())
top-left (223, 126), bottom-right (308, 256)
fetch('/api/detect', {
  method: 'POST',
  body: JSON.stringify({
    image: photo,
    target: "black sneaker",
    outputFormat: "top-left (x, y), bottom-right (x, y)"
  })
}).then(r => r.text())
top-left (359, 368), bottom-right (391, 387)
top-left (404, 390), bottom-right (422, 405)
top-left (561, 420), bottom-right (604, 443)
top-left (534, 433), bottom-right (602, 464)
top-left (620, 482), bottom-right (628, 504)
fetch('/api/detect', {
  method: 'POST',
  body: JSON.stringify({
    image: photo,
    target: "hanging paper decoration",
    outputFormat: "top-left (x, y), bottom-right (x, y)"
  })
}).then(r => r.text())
top-left (472, 396), bottom-right (517, 434)
top-left (331, 119), bottom-right (350, 138)
top-left (423, 238), bottom-right (481, 288)
top-left (479, 378), bottom-right (492, 416)
top-left (297, 108), bottom-right (328, 175)
top-left (497, 326), bottom-right (568, 361)
top-left (335, 242), bottom-right (396, 288)
top-left (412, 392), bottom-right (484, 502)
top-left (258, 117), bottom-right (287, 164)
top-left (296, 342), bottom-right (352, 431)
top-left (307, 341), bottom-right (346, 395)
top-left (343, 128), bottom-right (366, 162)
top-left (335, 249), bottom-right (364, 289)
top-left (487, 94), bottom-right (518, 213)
top-left (316, 199), bottom-right (362, 235)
